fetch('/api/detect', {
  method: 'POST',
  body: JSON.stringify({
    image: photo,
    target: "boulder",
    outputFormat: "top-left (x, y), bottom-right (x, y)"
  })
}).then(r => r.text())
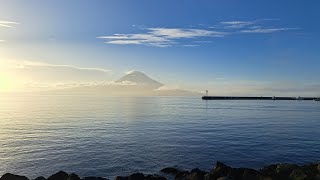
top-left (128, 173), bottom-right (144, 180)
top-left (114, 177), bottom-right (127, 180)
top-left (34, 177), bottom-right (46, 180)
top-left (272, 163), bottom-right (299, 179)
top-left (68, 174), bottom-right (80, 180)
top-left (216, 177), bottom-right (227, 180)
top-left (211, 162), bottom-right (232, 179)
top-left (0, 173), bottom-right (29, 180)
top-left (48, 171), bottom-right (69, 180)
top-left (301, 163), bottom-right (320, 179)
top-left (289, 169), bottom-right (306, 180)
top-left (187, 168), bottom-right (206, 180)
top-left (82, 177), bottom-right (108, 180)
top-left (175, 171), bottom-right (189, 180)
top-left (114, 173), bottom-right (143, 180)
top-left (260, 164), bottom-right (277, 177)
top-left (160, 168), bottom-right (180, 175)
top-left (226, 168), bottom-right (245, 179)
top-left (241, 168), bottom-right (262, 180)
top-left (144, 175), bottom-right (166, 180)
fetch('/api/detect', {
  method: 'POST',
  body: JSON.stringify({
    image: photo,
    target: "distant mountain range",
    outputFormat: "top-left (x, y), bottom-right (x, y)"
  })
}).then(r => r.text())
top-left (51, 70), bottom-right (202, 96)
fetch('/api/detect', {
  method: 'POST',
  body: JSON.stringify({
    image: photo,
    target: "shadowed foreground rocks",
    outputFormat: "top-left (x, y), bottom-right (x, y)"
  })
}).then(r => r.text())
top-left (160, 162), bottom-right (320, 180)
top-left (1, 162), bottom-right (320, 180)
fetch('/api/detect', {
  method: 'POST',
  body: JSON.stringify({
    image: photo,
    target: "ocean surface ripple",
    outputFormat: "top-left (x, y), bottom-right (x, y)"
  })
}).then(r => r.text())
top-left (0, 95), bottom-right (320, 179)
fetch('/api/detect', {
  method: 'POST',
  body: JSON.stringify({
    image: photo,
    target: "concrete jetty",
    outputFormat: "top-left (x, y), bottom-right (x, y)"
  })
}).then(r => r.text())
top-left (202, 96), bottom-right (319, 101)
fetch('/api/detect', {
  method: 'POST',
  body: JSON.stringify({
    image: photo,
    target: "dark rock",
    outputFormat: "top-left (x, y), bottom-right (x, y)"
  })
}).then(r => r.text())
top-left (114, 173), bottom-right (143, 180)
top-left (260, 163), bottom-right (307, 180)
top-left (190, 169), bottom-right (206, 175)
top-left (301, 163), bottom-right (320, 179)
top-left (128, 173), bottom-right (144, 180)
top-left (34, 177), bottom-right (46, 180)
top-left (211, 162), bottom-right (232, 179)
top-left (175, 171), bottom-right (189, 180)
top-left (48, 171), bottom-right (69, 180)
top-left (241, 169), bottom-right (262, 180)
top-left (144, 175), bottom-right (166, 180)
top-left (203, 173), bottom-right (212, 180)
top-left (187, 169), bottom-right (206, 180)
top-left (174, 172), bottom-right (188, 180)
top-left (260, 164), bottom-right (278, 178)
top-left (1, 173), bottom-right (29, 180)
top-left (114, 177), bottom-right (127, 180)
top-left (203, 162), bottom-right (233, 180)
top-left (68, 174), bottom-right (80, 180)
top-left (82, 177), bottom-right (108, 180)
top-left (160, 168), bottom-right (180, 175)
top-left (275, 163), bottom-right (300, 179)
top-left (226, 168), bottom-right (245, 179)
top-left (289, 169), bottom-right (306, 180)
top-left (216, 177), bottom-right (227, 180)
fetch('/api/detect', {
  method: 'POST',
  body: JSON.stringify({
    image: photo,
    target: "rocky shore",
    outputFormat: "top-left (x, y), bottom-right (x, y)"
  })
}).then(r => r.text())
top-left (1, 161), bottom-right (320, 180)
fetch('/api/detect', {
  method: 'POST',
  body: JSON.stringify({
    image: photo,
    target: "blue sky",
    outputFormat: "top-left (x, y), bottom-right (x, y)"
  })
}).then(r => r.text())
top-left (1, 0), bottom-right (320, 95)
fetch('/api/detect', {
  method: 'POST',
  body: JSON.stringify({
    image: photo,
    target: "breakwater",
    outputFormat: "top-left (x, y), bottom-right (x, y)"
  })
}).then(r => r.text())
top-left (1, 161), bottom-right (320, 180)
top-left (202, 96), bottom-right (319, 101)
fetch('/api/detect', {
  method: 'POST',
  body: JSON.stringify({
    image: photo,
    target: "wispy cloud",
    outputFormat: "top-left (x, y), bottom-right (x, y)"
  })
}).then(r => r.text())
top-left (98, 28), bottom-right (226, 47)
top-left (0, 20), bottom-right (19, 43)
top-left (15, 60), bottom-right (111, 73)
top-left (241, 27), bottom-right (299, 33)
top-left (220, 19), bottom-right (279, 29)
top-left (149, 28), bottom-right (225, 38)
top-left (1, 60), bottom-right (113, 84)
top-left (98, 19), bottom-right (299, 47)
top-left (183, 44), bottom-right (199, 47)
top-left (220, 21), bottom-right (255, 29)
top-left (0, 20), bottom-right (19, 28)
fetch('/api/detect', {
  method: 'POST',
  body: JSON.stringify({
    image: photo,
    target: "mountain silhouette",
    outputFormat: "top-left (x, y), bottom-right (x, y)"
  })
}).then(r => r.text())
top-left (49, 70), bottom-right (202, 96)
top-left (115, 71), bottom-right (163, 89)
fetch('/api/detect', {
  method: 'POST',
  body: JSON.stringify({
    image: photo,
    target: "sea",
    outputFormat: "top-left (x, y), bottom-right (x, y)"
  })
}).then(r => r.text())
top-left (0, 95), bottom-right (320, 179)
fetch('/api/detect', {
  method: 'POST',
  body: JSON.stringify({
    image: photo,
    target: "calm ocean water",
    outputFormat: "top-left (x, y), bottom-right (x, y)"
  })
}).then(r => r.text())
top-left (0, 95), bottom-right (320, 179)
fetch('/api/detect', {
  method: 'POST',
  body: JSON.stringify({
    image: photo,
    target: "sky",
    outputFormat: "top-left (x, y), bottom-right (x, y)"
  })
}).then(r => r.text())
top-left (0, 0), bottom-right (320, 95)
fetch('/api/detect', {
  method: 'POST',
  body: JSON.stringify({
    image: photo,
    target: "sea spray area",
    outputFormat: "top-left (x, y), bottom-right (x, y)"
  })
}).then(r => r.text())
top-left (1, 161), bottom-right (320, 180)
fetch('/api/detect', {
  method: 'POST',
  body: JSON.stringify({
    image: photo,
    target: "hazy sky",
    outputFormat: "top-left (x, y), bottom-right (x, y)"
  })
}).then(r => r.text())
top-left (0, 0), bottom-right (320, 95)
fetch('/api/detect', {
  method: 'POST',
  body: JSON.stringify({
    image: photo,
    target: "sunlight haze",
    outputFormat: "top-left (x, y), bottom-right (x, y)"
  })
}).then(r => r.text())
top-left (1, 0), bottom-right (319, 96)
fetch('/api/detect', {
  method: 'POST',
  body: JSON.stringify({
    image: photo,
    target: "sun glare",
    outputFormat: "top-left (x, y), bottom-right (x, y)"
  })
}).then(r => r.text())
top-left (0, 75), bottom-right (12, 92)
top-left (0, 72), bottom-right (21, 92)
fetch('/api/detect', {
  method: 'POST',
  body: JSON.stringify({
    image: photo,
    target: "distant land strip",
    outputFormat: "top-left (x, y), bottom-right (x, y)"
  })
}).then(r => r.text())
top-left (202, 96), bottom-right (320, 101)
